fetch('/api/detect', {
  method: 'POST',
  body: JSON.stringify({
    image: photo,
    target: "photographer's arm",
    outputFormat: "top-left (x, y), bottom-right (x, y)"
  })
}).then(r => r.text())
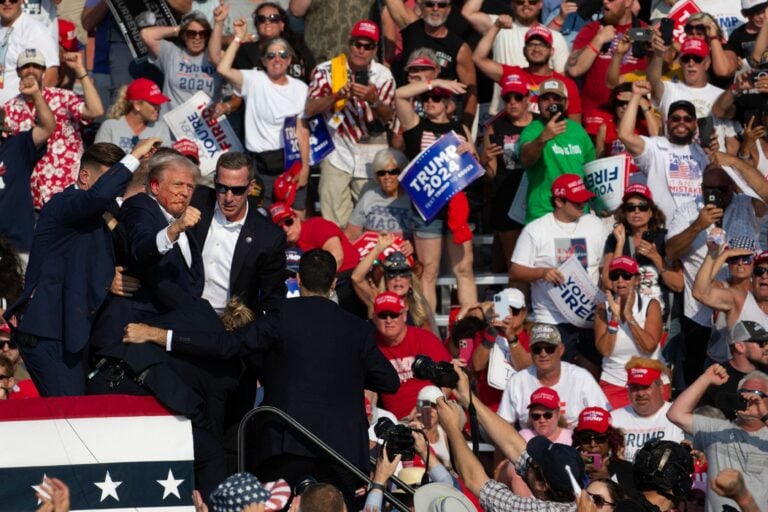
top-left (436, 397), bottom-right (490, 496)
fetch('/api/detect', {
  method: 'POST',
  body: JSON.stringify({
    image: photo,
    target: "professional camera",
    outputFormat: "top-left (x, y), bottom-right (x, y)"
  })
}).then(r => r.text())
top-left (373, 418), bottom-right (415, 460)
top-left (412, 355), bottom-right (459, 388)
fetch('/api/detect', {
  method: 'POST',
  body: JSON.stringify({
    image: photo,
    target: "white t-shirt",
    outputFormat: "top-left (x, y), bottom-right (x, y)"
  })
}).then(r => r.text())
top-left (511, 212), bottom-right (606, 324)
top-left (631, 136), bottom-right (709, 222)
top-left (487, 16), bottom-right (570, 115)
top-left (0, 13), bottom-right (59, 105)
top-left (658, 81), bottom-right (737, 149)
top-left (498, 362), bottom-right (611, 428)
top-left (667, 194), bottom-right (764, 325)
top-left (611, 401), bottom-right (684, 463)
top-left (239, 69), bottom-right (308, 153)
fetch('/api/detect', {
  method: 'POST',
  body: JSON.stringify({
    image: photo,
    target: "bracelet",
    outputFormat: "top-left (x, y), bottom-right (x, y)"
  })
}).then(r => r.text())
top-left (233, 36), bottom-right (242, 44)
top-left (587, 42), bottom-right (600, 54)
top-left (608, 319), bottom-right (619, 328)
top-left (552, 18), bottom-right (563, 27)
top-left (738, 151), bottom-right (752, 160)
top-left (427, 79), bottom-right (433, 91)
top-left (369, 483), bottom-right (386, 492)
top-left (508, 334), bottom-right (519, 347)
top-left (606, 326), bottom-right (619, 334)
top-left (77, 72), bottom-right (89, 80)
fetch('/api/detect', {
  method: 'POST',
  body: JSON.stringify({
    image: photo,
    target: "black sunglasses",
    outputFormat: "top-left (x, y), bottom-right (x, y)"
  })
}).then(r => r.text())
top-left (503, 93), bottom-right (526, 103)
top-left (669, 114), bottom-right (695, 123)
top-left (376, 311), bottom-right (402, 319)
top-left (351, 41), bottom-right (377, 51)
top-left (727, 255), bottom-right (754, 265)
top-left (256, 13), bottom-right (283, 24)
top-left (423, 0), bottom-right (450, 7)
top-left (530, 344), bottom-right (557, 355)
top-left (684, 24), bottom-right (708, 34)
top-left (753, 267), bottom-right (768, 277)
top-left (385, 269), bottom-right (412, 278)
top-left (214, 182), bottom-right (249, 196)
top-left (622, 202), bottom-right (650, 212)
top-left (587, 492), bottom-right (615, 508)
top-left (376, 168), bottom-right (400, 177)
top-left (1, 340), bottom-right (17, 350)
top-left (184, 29), bottom-right (208, 39)
top-left (609, 271), bottom-right (634, 281)
top-left (578, 433), bottom-right (608, 444)
top-left (421, 93), bottom-right (449, 103)
top-left (680, 55), bottom-right (705, 64)
top-left (281, 217), bottom-right (295, 227)
top-left (530, 411), bottom-right (554, 421)
top-left (266, 50), bottom-right (290, 60)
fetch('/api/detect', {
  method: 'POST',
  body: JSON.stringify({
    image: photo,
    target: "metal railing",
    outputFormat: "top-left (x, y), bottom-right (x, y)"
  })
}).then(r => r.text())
top-left (238, 406), bottom-right (414, 511)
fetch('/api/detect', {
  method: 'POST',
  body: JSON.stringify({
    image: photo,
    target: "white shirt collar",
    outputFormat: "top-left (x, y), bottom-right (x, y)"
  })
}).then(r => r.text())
top-left (212, 200), bottom-right (248, 228)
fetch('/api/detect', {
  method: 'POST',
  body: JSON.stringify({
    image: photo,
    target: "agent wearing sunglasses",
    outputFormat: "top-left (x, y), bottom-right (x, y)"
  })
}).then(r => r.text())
top-left (668, 363), bottom-right (768, 512)
top-left (518, 387), bottom-right (571, 445)
top-left (571, 407), bottom-right (634, 490)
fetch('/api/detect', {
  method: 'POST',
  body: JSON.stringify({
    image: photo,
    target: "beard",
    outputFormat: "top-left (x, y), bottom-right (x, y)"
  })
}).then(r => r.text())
top-left (668, 129), bottom-right (695, 146)
top-left (603, 4), bottom-right (626, 25)
top-left (423, 13), bottom-right (447, 28)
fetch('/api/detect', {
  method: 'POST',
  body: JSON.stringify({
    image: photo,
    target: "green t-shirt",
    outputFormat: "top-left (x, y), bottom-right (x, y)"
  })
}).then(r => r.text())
top-left (518, 119), bottom-right (596, 222)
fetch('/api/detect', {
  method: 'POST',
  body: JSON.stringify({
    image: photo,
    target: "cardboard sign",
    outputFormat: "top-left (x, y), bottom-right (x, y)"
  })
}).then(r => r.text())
top-left (583, 154), bottom-right (631, 215)
top-left (668, 0), bottom-right (702, 45)
top-left (282, 115), bottom-right (336, 169)
top-left (163, 91), bottom-right (244, 177)
top-left (106, 0), bottom-right (176, 61)
top-left (547, 256), bottom-right (604, 328)
top-left (399, 131), bottom-right (485, 222)
top-left (487, 336), bottom-right (516, 390)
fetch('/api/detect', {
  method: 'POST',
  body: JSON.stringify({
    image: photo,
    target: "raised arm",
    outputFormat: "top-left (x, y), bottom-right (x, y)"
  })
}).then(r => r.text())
top-left (750, 5), bottom-right (768, 67)
top-left (646, 30), bottom-right (667, 104)
top-left (62, 52), bottom-right (104, 120)
top-left (667, 363), bottom-right (729, 433)
top-left (472, 17), bottom-right (507, 82)
top-left (207, 2), bottom-right (230, 66)
top-left (617, 80), bottom-right (650, 157)
top-left (24, 77), bottom-right (55, 148)
top-left (385, 0), bottom-right (419, 29)
top-left (605, 34), bottom-right (631, 90)
top-left (692, 246), bottom-right (746, 312)
top-left (216, 18), bottom-right (247, 92)
top-left (461, 0), bottom-right (494, 34)
top-left (140, 25), bottom-right (178, 59)
top-left (456, 43), bottom-right (478, 127)
top-left (566, 25), bottom-right (615, 78)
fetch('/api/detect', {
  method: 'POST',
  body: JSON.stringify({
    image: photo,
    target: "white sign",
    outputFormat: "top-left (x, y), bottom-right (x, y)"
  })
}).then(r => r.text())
top-left (163, 91), bottom-right (243, 177)
top-left (487, 336), bottom-right (516, 390)
top-left (547, 256), bottom-right (604, 328)
top-left (583, 154), bottom-right (630, 215)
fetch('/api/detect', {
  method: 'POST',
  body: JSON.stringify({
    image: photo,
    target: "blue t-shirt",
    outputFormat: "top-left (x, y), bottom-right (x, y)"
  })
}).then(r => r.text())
top-left (0, 131), bottom-right (44, 251)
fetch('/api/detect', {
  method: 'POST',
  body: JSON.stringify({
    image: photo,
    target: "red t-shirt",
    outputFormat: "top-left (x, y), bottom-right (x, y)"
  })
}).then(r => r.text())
top-left (572, 21), bottom-right (648, 112)
top-left (500, 65), bottom-right (582, 116)
top-left (376, 326), bottom-right (452, 419)
top-left (298, 217), bottom-right (361, 273)
top-left (8, 379), bottom-right (40, 399)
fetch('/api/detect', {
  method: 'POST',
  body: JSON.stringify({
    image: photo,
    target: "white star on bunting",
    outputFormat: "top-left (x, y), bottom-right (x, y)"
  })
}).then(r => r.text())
top-left (94, 470), bottom-right (122, 502)
top-left (157, 468), bottom-right (184, 499)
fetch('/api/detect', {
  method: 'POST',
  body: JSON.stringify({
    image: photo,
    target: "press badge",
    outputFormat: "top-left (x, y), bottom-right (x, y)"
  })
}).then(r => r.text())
top-left (328, 112), bottom-right (343, 130)
top-left (0, 66), bottom-right (5, 90)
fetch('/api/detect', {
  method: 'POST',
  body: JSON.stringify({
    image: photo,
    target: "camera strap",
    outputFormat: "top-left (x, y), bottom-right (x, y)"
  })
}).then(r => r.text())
top-left (467, 390), bottom-right (480, 457)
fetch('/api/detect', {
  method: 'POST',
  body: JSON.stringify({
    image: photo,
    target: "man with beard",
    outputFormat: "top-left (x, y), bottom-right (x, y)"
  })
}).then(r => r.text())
top-left (462, 0), bottom-right (569, 115)
top-left (618, 81), bottom-right (711, 222)
top-left (385, 0), bottom-right (477, 126)
top-left (473, 24), bottom-right (581, 122)
top-left (565, 0), bottom-right (647, 113)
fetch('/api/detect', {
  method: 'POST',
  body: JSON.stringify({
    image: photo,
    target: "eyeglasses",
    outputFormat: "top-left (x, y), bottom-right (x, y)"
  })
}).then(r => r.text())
top-left (376, 311), bottom-right (402, 319)
top-left (587, 492), bottom-right (615, 508)
top-left (514, 0), bottom-right (540, 4)
top-left (214, 182), bottom-right (249, 195)
top-left (351, 41), bottom-right (377, 51)
top-left (525, 40), bottom-right (549, 49)
top-left (376, 168), bottom-right (401, 177)
top-left (680, 55), bottom-right (705, 65)
top-left (530, 411), bottom-right (554, 421)
top-left (256, 13), bottom-right (283, 24)
top-left (622, 202), bottom-right (650, 213)
top-left (280, 217), bottom-right (295, 228)
top-left (503, 93), bottom-right (527, 103)
top-left (684, 24), bottom-right (708, 34)
top-left (421, 93), bottom-right (448, 103)
top-left (0, 340), bottom-right (17, 350)
top-left (578, 433), bottom-right (608, 444)
top-left (530, 344), bottom-right (557, 355)
top-left (423, 1), bottom-right (450, 7)
top-left (385, 270), bottom-right (412, 279)
top-left (738, 388), bottom-right (768, 398)
top-left (753, 267), bottom-right (768, 277)
top-left (727, 255), bottom-right (754, 265)
top-left (266, 50), bottom-right (290, 60)
top-left (184, 29), bottom-right (208, 39)
top-left (669, 114), bottom-right (695, 123)
top-left (609, 271), bottom-right (634, 281)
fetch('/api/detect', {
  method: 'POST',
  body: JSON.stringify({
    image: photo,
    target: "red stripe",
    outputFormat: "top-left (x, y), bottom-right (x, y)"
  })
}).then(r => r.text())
top-left (0, 395), bottom-right (174, 421)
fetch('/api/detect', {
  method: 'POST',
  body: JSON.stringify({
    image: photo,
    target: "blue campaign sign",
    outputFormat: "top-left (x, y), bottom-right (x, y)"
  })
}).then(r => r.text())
top-left (399, 131), bottom-right (485, 222)
top-left (283, 115), bottom-right (336, 169)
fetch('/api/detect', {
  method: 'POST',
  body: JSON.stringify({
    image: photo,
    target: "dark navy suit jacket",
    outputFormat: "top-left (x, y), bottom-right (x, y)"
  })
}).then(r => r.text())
top-left (6, 163), bottom-right (133, 353)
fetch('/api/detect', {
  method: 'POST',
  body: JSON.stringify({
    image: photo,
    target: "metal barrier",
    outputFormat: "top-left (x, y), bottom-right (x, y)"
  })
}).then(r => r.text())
top-left (237, 406), bottom-right (414, 511)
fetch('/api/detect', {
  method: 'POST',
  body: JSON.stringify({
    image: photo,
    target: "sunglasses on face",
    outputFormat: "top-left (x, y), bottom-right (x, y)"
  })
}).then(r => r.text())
top-left (0, 340), bottom-right (17, 350)
top-left (376, 168), bottom-right (401, 177)
top-left (727, 255), bottom-right (754, 265)
top-left (530, 344), bottom-right (557, 355)
top-left (376, 311), bottom-right (402, 320)
top-left (622, 202), bottom-right (650, 213)
top-left (578, 433), bottom-right (608, 444)
top-left (0, 0), bottom-right (19, 4)
top-left (587, 492), bottom-right (615, 508)
top-left (530, 411), bottom-right (554, 421)
top-left (423, 1), bottom-right (450, 7)
top-left (753, 267), bottom-right (768, 277)
top-left (680, 55), bottom-right (705, 65)
top-left (280, 217), bottom-right (295, 228)
top-left (684, 24), bottom-right (708, 34)
top-left (185, 29), bottom-right (208, 39)
top-left (351, 41), bottom-right (377, 51)
top-left (669, 114), bottom-right (695, 123)
top-left (738, 387), bottom-right (768, 398)
top-left (609, 271), bottom-right (634, 281)
top-left (214, 182), bottom-right (249, 196)
top-left (256, 13), bottom-right (283, 24)
top-left (266, 50), bottom-right (290, 61)
top-left (421, 93), bottom-right (449, 103)
top-left (385, 270), bottom-right (412, 279)
top-left (514, 0), bottom-right (539, 5)
top-left (615, 100), bottom-right (629, 108)
top-left (503, 93), bottom-right (527, 103)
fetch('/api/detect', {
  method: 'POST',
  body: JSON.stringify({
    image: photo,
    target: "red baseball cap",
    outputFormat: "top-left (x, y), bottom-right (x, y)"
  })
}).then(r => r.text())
top-left (622, 183), bottom-right (653, 202)
top-left (350, 20), bottom-right (380, 42)
top-left (528, 387), bottom-right (560, 410)
top-left (609, 256), bottom-right (639, 274)
top-left (680, 37), bottom-right (710, 58)
top-left (405, 56), bottom-right (439, 70)
top-left (58, 18), bottom-right (80, 52)
top-left (126, 78), bottom-right (170, 105)
top-left (525, 25), bottom-right (553, 46)
top-left (500, 73), bottom-right (529, 97)
top-left (374, 291), bottom-right (406, 315)
top-left (755, 250), bottom-right (768, 265)
top-left (172, 138), bottom-right (200, 164)
top-left (0, 322), bottom-right (10, 336)
top-left (551, 174), bottom-right (595, 203)
top-left (268, 202), bottom-right (295, 224)
top-left (627, 366), bottom-right (662, 386)
top-left (576, 407), bottom-right (611, 433)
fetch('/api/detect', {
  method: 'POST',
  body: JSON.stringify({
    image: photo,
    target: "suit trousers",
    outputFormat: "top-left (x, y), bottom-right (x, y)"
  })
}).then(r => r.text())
top-left (17, 335), bottom-right (87, 396)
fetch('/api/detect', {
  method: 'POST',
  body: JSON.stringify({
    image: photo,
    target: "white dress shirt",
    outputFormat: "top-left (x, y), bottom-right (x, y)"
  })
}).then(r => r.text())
top-left (201, 201), bottom-right (247, 313)
top-left (153, 199), bottom-right (192, 268)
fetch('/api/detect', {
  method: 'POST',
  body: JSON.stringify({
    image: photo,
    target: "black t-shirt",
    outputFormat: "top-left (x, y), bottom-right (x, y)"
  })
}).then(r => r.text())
top-left (402, 117), bottom-right (465, 160)
top-left (724, 23), bottom-right (758, 59)
top-left (400, 20), bottom-right (464, 83)
top-left (697, 360), bottom-right (748, 420)
top-left (487, 112), bottom-right (529, 230)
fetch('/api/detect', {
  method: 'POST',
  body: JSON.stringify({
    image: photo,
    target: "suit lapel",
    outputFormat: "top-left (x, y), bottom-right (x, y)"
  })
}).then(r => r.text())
top-left (229, 216), bottom-right (256, 290)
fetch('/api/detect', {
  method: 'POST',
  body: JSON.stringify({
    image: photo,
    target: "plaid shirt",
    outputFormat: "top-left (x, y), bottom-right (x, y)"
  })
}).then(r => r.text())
top-left (479, 480), bottom-right (577, 512)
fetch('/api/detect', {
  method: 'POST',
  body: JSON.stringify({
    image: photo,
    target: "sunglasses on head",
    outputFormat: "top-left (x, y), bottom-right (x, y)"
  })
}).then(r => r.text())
top-left (531, 344), bottom-right (557, 355)
top-left (376, 168), bottom-right (401, 177)
top-left (1, 340), bottom-right (17, 350)
top-left (727, 254), bottom-right (754, 265)
top-left (266, 50), bottom-right (290, 60)
top-left (753, 267), bottom-right (768, 277)
top-left (684, 24), bottom-right (708, 34)
top-left (351, 40), bottom-right (377, 51)
top-left (280, 217), bottom-right (295, 227)
top-left (256, 13), bottom-right (282, 24)
top-left (184, 29), bottom-right (208, 39)
top-left (530, 411), bottom-right (554, 421)
top-left (609, 270), bottom-right (634, 281)
top-left (578, 433), bottom-right (608, 444)
top-left (503, 93), bottom-right (526, 103)
top-left (669, 114), bottom-right (695, 123)
top-left (587, 492), bottom-right (615, 508)
top-left (680, 55), bottom-right (705, 65)
top-left (423, 0), bottom-right (450, 7)
top-left (622, 202), bottom-right (650, 213)
top-left (214, 182), bottom-right (249, 196)
top-left (376, 311), bottom-right (402, 320)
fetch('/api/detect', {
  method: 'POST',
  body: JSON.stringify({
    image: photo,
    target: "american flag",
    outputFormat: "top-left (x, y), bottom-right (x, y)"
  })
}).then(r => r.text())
top-left (669, 158), bottom-right (691, 179)
top-left (0, 395), bottom-right (195, 511)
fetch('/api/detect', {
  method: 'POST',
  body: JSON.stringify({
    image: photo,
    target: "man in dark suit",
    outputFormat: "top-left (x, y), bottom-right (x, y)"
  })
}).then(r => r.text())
top-left (123, 249), bottom-right (400, 507)
top-left (4, 139), bottom-right (160, 396)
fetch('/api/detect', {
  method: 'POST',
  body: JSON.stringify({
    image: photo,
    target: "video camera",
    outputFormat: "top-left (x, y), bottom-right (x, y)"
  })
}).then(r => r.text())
top-left (412, 355), bottom-right (458, 388)
top-left (373, 418), bottom-right (416, 461)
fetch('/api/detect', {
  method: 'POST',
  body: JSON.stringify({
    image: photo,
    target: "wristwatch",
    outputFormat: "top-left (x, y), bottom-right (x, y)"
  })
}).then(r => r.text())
top-left (507, 334), bottom-right (519, 347)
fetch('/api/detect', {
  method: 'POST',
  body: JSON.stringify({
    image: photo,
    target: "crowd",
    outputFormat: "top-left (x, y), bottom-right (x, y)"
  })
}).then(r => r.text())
top-left (0, 0), bottom-right (768, 511)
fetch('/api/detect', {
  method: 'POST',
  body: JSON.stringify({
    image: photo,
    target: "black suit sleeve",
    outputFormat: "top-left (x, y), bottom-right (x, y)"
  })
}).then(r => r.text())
top-left (55, 164), bottom-right (132, 226)
top-left (253, 227), bottom-right (287, 313)
top-left (361, 327), bottom-right (399, 394)
top-left (120, 197), bottom-right (165, 268)
top-left (171, 311), bottom-right (280, 359)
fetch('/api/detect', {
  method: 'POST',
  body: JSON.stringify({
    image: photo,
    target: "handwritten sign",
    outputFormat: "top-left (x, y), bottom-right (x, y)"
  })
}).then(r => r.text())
top-left (399, 131), bottom-right (485, 222)
top-left (547, 256), bottom-right (604, 328)
top-left (669, 0), bottom-right (701, 45)
top-left (282, 115), bottom-right (336, 169)
top-left (583, 154), bottom-right (630, 215)
top-left (163, 92), bottom-right (243, 177)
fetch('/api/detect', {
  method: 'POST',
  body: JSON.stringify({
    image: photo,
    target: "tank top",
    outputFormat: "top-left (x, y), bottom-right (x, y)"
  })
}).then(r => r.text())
top-left (402, 117), bottom-right (466, 160)
top-left (401, 20), bottom-right (463, 81)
